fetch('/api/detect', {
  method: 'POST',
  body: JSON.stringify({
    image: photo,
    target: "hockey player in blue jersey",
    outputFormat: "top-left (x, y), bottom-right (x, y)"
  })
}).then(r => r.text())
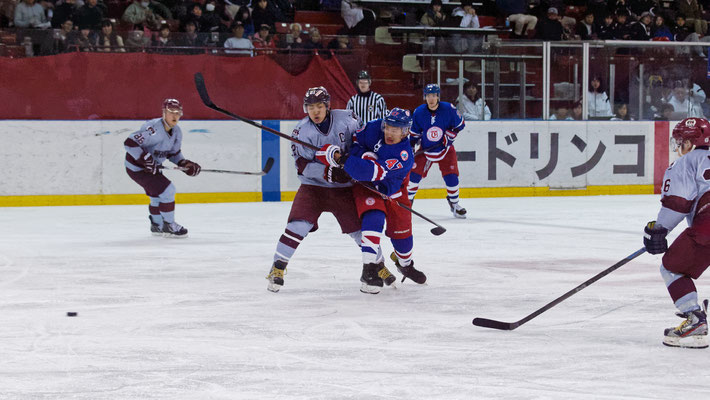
top-left (334, 107), bottom-right (427, 293)
top-left (124, 99), bottom-right (201, 238)
top-left (409, 84), bottom-right (467, 218)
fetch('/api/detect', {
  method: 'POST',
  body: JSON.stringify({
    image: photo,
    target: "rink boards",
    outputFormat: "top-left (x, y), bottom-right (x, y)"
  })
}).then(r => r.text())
top-left (0, 120), bottom-right (675, 206)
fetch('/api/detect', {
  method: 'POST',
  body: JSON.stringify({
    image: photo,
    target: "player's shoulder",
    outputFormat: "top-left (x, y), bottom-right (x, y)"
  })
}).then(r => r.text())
top-left (331, 109), bottom-right (356, 120)
top-left (413, 103), bottom-right (428, 115)
top-left (440, 101), bottom-right (457, 112)
top-left (142, 117), bottom-right (162, 129)
top-left (294, 115), bottom-right (311, 130)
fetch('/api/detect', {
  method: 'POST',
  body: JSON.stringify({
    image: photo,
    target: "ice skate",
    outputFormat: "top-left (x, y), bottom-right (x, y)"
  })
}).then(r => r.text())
top-left (162, 221), bottom-right (188, 238)
top-left (149, 216), bottom-right (162, 236)
top-left (266, 260), bottom-right (287, 292)
top-left (390, 252), bottom-right (427, 284)
top-left (663, 300), bottom-right (708, 349)
top-left (360, 263), bottom-right (384, 294)
top-left (376, 261), bottom-right (397, 287)
top-left (447, 198), bottom-right (467, 219)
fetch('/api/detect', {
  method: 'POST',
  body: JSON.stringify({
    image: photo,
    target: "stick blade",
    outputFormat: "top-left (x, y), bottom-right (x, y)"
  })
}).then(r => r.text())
top-left (472, 317), bottom-right (517, 331)
top-left (262, 157), bottom-right (275, 174)
top-left (193, 72), bottom-right (214, 107)
top-left (430, 226), bottom-right (446, 236)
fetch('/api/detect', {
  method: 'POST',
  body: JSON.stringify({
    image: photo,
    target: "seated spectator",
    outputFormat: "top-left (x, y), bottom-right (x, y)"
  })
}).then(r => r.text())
top-left (200, 0), bottom-right (222, 32)
top-left (252, 0), bottom-right (285, 31)
top-left (302, 26), bottom-right (323, 51)
top-left (610, 103), bottom-right (634, 120)
top-left (571, 101), bottom-right (583, 120)
top-left (535, 7), bottom-right (563, 41)
top-left (667, 80), bottom-right (705, 118)
top-left (96, 18), bottom-right (125, 52)
top-left (14, 0), bottom-right (51, 28)
top-left (67, 24), bottom-right (95, 51)
top-left (177, 18), bottom-right (207, 50)
top-left (588, 76), bottom-right (613, 117)
top-left (51, 0), bottom-right (77, 28)
top-left (182, 2), bottom-right (203, 30)
top-left (677, 14), bottom-right (710, 56)
top-left (456, 81), bottom-right (491, 121)
top-left (575, 10), bottom-right (596, 40)
top-left (496, 0), bottom-right (537, 38)
top-left (549, 104), bottom-right (573, 120)
top-left (677, 0), bottom-right (707, 35)
top-left (234, 5), bottom-right (254, 38)
top-left (123, 0), bottom-right (158, 30)
top-left (278, 21), bottom-right (304, 48)
top-left (40, 17), bottom-right (73, 54)
top-left (421, 0), bottom-right (446, 26)
top-left (223, 20), bottom-right (253, 54)
top-left (327, 34), bottom-right (352, 51)
top-left (74, 0), bottom-right (104, 31)
top-left (451, 0), bottom-right (481, 53)
top-left (651, 14), bottom-right (673, 41)
top-left (654, 103), bottom-right (675, 120)
top-left (253, 23), bottom-right (276, 53)
top-left (596, 13), bottom-right (615, 39)
top-left (152, 22), bottom-right (175, 52)
top-left (341, 0), bottom-right (374, 36)
top-left (124, 28), bottom-right (151, 51)
top-left (629, 11), bottom-right (652, 41)
top-left (611, 9), bottom-right (631, 40)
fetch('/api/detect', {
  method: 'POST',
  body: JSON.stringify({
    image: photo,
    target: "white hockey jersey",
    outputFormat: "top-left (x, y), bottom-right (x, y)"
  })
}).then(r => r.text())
top-left (657, 147), bottom-right (710, 233)
top-left (291, 109), bottom-right (362, 188)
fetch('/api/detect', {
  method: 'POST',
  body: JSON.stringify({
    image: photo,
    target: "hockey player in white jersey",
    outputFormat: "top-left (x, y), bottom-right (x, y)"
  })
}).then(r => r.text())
top-left (124, 99), bottom-right (201, 238)
top-left (266, 87), bottom-right (395, 292)
top-left (643, 117), bottom-right (710, 348)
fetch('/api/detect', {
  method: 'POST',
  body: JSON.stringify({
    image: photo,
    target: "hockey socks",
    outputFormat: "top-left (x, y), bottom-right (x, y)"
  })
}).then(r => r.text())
top-left (360, 210), bottom-right (385, 264)
top-left (273, 220), bottom-right (312, 263)
top-left (407, 172), bottom-right (423, 202)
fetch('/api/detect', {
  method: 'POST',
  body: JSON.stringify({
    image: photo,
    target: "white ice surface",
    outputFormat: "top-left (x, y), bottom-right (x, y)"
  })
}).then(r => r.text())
top-left (1, 195), bottom-right (709, 399)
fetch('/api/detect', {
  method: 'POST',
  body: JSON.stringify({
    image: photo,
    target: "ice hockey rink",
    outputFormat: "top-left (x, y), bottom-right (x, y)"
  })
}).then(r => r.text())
top-left (2, 194), bottom-right (709, 399)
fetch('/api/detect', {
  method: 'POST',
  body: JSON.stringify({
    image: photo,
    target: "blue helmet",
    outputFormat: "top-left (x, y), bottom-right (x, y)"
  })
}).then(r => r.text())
top-left (423, 83), bottom-right (440, 96)
top-left (384, 107), bottom-right (412, 129)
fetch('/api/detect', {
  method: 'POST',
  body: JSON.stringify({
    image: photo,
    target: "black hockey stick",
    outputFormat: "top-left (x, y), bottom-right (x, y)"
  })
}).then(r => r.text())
top-left (161, 157), bottom-right (274, 176)
top-left (472, 247), bottom-right (647, 331)
top-left (194, 73), bottom-right (446, 236)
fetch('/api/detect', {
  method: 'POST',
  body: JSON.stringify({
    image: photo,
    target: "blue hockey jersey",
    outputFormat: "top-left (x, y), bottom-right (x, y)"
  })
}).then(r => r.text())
top-left (410, 101), bottom-right (464, 161)
top-left (344, 119), bottom-right (414, 198)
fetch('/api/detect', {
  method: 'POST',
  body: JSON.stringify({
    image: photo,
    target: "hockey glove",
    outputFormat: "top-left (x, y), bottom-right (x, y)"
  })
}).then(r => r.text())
top-left (315, 144), bottom-right (341, 167)
top-left (140, 152), bottom-right (158, 175)
top-left (644, 221), bottom-right (668, 254)
top-left (323, 166), bottom-right (351, 184)
top-left (178, 159), bottom-right (201, 177)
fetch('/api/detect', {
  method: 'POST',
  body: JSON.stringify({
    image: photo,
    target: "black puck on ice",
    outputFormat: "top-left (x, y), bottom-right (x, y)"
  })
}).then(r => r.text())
top-left (66, 312), bottom-right (78, 317)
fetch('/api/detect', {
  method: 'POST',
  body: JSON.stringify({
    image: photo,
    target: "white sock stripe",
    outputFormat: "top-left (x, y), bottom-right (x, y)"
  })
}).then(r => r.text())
top-left (395, 249), bottom-right (412, 258)
top-left (282, 232), bottom-right (303, 243)
top-left (274, 251), bottom-right (290, 261)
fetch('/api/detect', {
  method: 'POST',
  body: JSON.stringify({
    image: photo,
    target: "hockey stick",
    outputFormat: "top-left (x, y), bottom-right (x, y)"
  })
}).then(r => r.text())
top-left (472, 247), bottom-right (647, 331)
top-left (194, 73), bottom-right (446, 236)
top-left (161, 157), bottom-right (275, 176)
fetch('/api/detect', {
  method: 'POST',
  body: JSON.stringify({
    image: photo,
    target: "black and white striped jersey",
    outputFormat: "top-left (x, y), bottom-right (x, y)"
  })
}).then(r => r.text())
top-left (346, 91), bottom-right (387, 123)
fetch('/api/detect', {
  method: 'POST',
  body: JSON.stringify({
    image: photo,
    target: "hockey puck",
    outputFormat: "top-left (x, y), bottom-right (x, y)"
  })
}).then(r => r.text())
top-left (66, 312), bottom-right (78, 317)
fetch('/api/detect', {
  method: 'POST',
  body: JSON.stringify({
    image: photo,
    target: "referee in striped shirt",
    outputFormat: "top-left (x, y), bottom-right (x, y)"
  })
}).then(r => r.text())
top-left (346, 70), bottom-right (387, 123)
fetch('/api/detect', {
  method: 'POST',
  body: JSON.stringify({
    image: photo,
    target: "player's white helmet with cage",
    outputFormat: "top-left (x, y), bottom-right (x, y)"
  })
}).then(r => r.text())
top-left (303, 87), bottom-right (331, 113)
top-left (671, 117), bottom-right (710, 152)
top-left (162, 98), bottom-right (183, 116)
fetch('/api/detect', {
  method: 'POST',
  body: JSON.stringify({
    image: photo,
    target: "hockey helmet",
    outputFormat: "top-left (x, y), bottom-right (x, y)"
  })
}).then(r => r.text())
top-left (303, 86), bottom-right (331, 112)
top-left (671, 117), bottom-right (710, 150)
top-left (357, 70), bottom-right (371, 82)
top-left (423, 83), bottom-right (441, 96)
top-left (162, 98), bottom-right (183, 116)
top-left (383, 107), bottom-right (412, 131)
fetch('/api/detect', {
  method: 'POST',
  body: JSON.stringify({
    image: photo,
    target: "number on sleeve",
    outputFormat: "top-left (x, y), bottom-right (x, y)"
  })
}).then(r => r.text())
top-left (663, 179), bottom-right (671, 192)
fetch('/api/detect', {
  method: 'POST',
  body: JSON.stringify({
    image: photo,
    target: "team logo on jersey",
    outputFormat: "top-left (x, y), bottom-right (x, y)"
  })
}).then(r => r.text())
top-left (400, 150), bottom-right (409, 161)
top-left (366, 197), bottom-right (376, 206)
top-left (385, 159), bottom-right (403, 170)
top-left (373, 139), bottom-right (382, 153)
top-left (426, 126), bottom-right (444, 142)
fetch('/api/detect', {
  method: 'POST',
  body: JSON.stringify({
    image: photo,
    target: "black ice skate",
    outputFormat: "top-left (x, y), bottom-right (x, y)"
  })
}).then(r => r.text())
top-left (390, 252), bottom-right (427, 284)
top-left (149, 216), bottom-right (162, 236)
top-left (447, 198), bottom-right (467, 219)
top-left (663, 300), bottom-right (708, 349)
top-left (376, 261), bottom-right (397, 287)
top-left (162, 221), bottom-right (188, 238)
top-left (360, 262), bottom-right (384, 294)
top-left (266, 260), bottom-right (287, 292)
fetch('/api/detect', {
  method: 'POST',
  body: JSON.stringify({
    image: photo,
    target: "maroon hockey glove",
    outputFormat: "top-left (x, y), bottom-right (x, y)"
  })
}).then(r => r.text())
top-left (644, 221), bottom-right (668, 254)
top-left (178, 159), bottom-right (201, 177)
top-left (315, 144), bottom-right (341, 167)
top-left (323, 166), bottom-right (351, 184)
top-left (139, 152), bottom-right (158, 175)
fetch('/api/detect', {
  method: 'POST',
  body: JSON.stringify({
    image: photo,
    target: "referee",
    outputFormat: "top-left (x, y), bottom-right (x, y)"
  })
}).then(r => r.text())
top-left (346, 70), bottom-right (387, 123)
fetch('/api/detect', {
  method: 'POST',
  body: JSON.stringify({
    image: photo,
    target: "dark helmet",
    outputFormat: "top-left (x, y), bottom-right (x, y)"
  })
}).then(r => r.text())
top-left (423, 83), bottom-right (440, 96)
top-left (672, 117), bottom-right (710, 150)
top-left (357, 70), bottom-right (371, 81)
top-left (303, 86), bottom-right (330, 112)
top-left (383, 107), bottom-right (412, 130)
top-left (162, 98), bottom-right (183, 115)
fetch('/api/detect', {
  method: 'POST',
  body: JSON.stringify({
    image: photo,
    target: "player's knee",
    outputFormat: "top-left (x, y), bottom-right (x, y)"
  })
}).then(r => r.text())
top-left (409, 172), bottom-right (423, 183)
top-left (157, 183), bottom-right (176, 203)
top-left (442, 173), bottom-right (459, 186)
top-left (285, 220), bottom-right (314, 238)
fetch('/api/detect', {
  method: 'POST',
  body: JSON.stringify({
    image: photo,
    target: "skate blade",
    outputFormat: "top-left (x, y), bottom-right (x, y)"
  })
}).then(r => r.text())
top-left (163, 232), bottom-right (188, 239)
top-left (151, 232), bottom-right (163, 237)
top-left (360, 283), bottom-right (381, 294)
top-left (663, 335), bottom-right (709, 349)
